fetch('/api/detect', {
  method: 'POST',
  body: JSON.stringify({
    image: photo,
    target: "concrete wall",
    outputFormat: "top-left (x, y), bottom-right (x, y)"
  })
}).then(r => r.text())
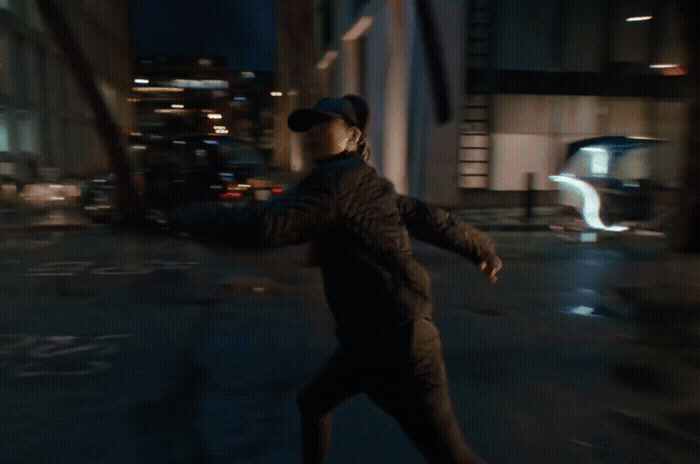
top-left (422, 0), bottom-right (464, 206)
top-left (489, 94), bottom-right (687, 191)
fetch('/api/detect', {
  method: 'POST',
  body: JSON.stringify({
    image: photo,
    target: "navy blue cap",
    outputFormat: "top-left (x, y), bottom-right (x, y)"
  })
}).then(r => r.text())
top-left (288, 97), bottom-right (360, 132)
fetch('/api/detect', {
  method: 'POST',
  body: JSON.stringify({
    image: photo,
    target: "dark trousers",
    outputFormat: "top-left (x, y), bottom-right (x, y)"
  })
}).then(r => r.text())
top-left (297, 318), bottom-right (487, 464)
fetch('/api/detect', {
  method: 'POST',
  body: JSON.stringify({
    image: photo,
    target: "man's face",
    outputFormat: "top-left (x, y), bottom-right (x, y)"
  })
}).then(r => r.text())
top-left (305, 118), bottom-right (352, 161)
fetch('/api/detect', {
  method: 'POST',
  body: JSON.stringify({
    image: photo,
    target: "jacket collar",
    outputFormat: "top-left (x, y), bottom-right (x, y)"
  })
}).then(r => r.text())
top-left (313, 151), bottom-right (360, 166)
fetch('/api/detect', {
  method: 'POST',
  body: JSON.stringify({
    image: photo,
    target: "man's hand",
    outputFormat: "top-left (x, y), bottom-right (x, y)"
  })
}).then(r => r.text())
top-left (480, 255), bottom-right (502, 283)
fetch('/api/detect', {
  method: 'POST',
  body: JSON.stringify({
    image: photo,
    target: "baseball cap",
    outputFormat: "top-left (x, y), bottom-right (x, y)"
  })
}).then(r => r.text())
top-left (288, 97), bottom-right (360, 132)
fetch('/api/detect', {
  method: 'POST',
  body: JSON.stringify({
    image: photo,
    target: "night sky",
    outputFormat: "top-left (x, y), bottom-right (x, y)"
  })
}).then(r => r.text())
top-left (129, 0), bottom-right (277, 70)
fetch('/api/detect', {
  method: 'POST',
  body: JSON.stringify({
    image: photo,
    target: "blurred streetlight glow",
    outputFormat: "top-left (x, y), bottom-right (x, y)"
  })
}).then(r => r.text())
top-left (241, 71), bottom-right (256, 78)
top-left (207, 113), bottom-right (223, 119)
top-left (134, 78), bottom-right (149, 84)
top-left (171, 104), bottom-right (184, 109)
top-left (650, 63), bottom-right (680, 69)
top-left (270, 91), bottom-right (283, 97)
top-left (626, 16), bottom-right (652, 22)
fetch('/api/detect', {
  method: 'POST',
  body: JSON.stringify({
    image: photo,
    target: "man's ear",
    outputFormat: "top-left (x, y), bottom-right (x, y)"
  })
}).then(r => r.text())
top-left (348, 127), bottom-right (362, 144)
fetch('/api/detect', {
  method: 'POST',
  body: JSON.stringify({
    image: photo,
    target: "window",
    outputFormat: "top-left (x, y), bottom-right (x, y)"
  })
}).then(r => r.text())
top-left (0, 29), bottom-right (13, 96)
top-left (18, 112), bottom-right (39, 154)
top-left (23, 42), bottom-right (42, 103)
top-left (0, 108), bottom-right (9, 153)
top-left (25, 0), bottom-right (44, 30)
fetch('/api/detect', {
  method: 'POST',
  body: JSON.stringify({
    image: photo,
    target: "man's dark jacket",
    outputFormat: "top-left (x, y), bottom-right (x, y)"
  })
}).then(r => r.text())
top-left (171, 152), bottom-right (498, 346)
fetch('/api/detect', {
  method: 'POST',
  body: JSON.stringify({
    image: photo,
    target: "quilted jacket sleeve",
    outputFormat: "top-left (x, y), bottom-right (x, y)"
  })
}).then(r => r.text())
top-left (170, 170), bottom-right (337, 248)
top-left (396, 194), bottom-right (498, 265)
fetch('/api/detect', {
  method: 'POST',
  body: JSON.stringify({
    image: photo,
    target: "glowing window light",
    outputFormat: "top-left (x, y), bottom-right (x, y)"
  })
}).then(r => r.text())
top-left (207, 113), bottom-right (222, 119)
top-left (549, 175), bottom-right (629, 232)
top-left (626, 16), bottom-right (652, 22)
top-left (582, 147), bottom-right (609, 176)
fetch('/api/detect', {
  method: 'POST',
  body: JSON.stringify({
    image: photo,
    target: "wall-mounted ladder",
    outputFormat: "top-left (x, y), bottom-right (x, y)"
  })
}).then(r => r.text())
top-left (460, 0), bottom-right (493, 189)
top-left (459, 94), bottom-right (490, 188)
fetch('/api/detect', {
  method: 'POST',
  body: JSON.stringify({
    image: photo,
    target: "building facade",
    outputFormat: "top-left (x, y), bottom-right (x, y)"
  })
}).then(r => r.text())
top-left (277, 0), bottom-right (688, 207)
top-left (0, 0), bottom-right (133, 184)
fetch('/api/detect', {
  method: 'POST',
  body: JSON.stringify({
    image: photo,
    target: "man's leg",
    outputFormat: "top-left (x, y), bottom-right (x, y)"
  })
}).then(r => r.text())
top-left (368, 323), bottom-right (488, 464)
top-left (297, 348), bottom-right (360, 464)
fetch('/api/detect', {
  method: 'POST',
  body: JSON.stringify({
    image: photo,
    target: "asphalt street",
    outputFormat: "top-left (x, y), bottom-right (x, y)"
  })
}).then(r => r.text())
top-left (1, 227), bottom-right (698, 464)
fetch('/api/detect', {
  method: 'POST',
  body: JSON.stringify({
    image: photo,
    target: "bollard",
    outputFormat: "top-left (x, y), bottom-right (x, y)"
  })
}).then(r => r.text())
top-left (525, 172), bottom-right (535, 223)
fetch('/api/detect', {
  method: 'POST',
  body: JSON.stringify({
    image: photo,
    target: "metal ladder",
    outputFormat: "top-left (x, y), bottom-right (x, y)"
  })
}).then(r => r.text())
top-left (460, 0), bottom-right (493, 189)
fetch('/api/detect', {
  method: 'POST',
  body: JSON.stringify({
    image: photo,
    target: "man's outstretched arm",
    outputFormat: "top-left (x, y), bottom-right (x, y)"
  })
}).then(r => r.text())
top-left (396, 194), bottom-right (502, 282)
top-left (169, 170), bottom-right (337, 248)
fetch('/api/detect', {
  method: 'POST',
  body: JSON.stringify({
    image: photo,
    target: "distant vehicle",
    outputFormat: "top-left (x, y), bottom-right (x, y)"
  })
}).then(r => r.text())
top-left (79, 135), bottom-right (285, 221)
top-left (550, 136), bottom-right (666, 231)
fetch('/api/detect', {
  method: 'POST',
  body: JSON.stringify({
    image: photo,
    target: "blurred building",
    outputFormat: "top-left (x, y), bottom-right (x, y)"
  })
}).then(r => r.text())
top-left (131, 55), bottom-right (275, 149)
top-left (275, 0), bottom-right (688, 207)
top-left (0, 0), bottom-right (133, 183)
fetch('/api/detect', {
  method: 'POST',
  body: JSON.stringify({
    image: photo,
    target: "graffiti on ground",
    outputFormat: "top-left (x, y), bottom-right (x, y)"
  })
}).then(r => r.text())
top-left (25, 260), bottom-right (198, 276)
top-left (0, 334), bottom-right (131, 377)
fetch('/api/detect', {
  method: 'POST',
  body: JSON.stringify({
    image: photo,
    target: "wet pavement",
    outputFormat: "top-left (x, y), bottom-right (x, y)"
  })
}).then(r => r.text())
top-left (1, 206), bottom-right (699, 463)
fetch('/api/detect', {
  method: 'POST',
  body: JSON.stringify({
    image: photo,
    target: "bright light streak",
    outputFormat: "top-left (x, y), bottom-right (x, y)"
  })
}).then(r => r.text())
top-left (317, 50), bottom-right (339, 70)
top-left (213, 125), bottom-right (226, 130)
top-left (173, 140), bottom-right (186, 145)
top-left (170, 79), bottom-right (228, 89)
top-left (134, 78), bottom-right (149, 84)
top-left (343, 16), bottom-right (373, 40)
top-left (207, 113), bottom-right (222, 119)
top-left (171, 104), bottom-right (184, 109)
top-left (133, 86), bottom-right (184, 92)
top-left (570, 306), bottom-right (596, 316)
top-left (649, 63), bottom-right (680, 69)
top-left (626, 16), bottom-right (652, 22)
top-left (270, 91), bottom-right (283, 97)
top-left (549, 175), bottom-right (629, 232)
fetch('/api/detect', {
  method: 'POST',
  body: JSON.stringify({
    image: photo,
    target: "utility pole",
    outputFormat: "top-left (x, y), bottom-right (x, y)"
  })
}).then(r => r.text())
top-left (36, 0), bottom-right (141, 225)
